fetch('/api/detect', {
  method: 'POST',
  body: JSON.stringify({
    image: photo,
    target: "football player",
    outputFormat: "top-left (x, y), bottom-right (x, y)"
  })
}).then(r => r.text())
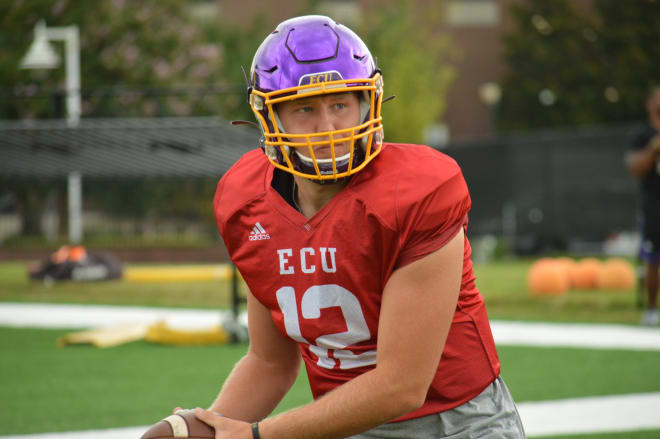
top-left (192, 15), bottom-right (525, 438)
top-left (626, 85), bottom-right (660, 326)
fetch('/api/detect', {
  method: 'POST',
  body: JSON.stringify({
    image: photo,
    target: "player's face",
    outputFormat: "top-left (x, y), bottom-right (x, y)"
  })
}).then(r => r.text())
top-left (276, 92), bottom-right (362, 160)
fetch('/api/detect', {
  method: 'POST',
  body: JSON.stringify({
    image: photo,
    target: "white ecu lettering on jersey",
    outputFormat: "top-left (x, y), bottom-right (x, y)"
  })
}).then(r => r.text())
top-left (277, 247), bottom-right (337, 275)
top-left (278, 249), bottom-right (294, 275)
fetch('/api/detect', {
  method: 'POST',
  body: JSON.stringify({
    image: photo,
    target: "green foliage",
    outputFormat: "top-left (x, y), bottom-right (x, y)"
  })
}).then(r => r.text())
top-left (498, 0), bottom-right (660, 131)
top-left (359, 0), bottom-right (454, 143)
top-left (1, 0), bottom-right (224, 118)
top-left (0, 3), bottom-right (271, 242)
top-left (3, 176), bottom-right (220, 241)
top-left (198, 13), bottom-right (269, 122)
top-left (593, 0), bottom-right (660, 119)
top-left (83, 177), bottom-right (218, 221)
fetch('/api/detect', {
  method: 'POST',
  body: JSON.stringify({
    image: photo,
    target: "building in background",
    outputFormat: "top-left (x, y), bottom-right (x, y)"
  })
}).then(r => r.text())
top-left (210, 0), bottom-right (516, 143)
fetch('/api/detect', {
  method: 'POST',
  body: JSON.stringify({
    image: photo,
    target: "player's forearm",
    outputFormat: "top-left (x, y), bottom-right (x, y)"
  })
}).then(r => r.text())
top-left (209, 351), bottom-right (301, 423)
top-left (626, 144), bottom-right (658, 177)
top-left (259, 365), bottom-right (424, 439)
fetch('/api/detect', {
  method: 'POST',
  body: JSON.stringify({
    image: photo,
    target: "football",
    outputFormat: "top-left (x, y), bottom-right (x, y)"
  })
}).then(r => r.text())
top-left (141, 410), bottom-right (215, 439)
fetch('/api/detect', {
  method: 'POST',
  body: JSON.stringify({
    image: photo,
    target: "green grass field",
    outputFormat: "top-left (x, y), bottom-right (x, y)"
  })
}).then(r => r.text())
top-left (1, 259), bottom-right (658, 438)
top-left (0, 259), bottom-right (647, 324)
top-left (2, 327), bottom-right (659, 437)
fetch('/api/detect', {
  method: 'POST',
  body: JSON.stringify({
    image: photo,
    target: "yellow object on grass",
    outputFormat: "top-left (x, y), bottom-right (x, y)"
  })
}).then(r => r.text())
top-left (59, 321), bottom-right (232, 348)
top-left (145, 321), bottom-right (230, 345)
top-left (57, 323), bottom-right (149, 348)
top-left (123, 264), bottom-right (233, 283)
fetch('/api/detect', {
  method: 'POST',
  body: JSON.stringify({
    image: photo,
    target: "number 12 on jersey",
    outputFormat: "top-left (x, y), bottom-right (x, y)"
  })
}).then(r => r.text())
top-left (276, 284), bottom-right (377, 370)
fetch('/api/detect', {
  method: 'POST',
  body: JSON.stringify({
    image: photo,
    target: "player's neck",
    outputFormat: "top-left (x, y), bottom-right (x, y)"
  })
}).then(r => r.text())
top-left (293, 175), bottom-right (350, 218)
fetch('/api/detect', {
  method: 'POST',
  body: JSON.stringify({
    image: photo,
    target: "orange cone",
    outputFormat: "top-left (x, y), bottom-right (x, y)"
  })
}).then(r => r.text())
top-left (527, 259), bottom-right (569, 296)
top-left (572, 258), bottom-right (603, 290)
top-left (555, 257), bottom-right (578, 289)
top-left (598, 258), bottom-right (635, 290)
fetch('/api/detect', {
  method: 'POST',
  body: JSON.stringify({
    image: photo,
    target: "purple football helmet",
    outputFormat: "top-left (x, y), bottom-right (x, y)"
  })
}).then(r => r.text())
top-left (248, 15), bottom-right (384, 181)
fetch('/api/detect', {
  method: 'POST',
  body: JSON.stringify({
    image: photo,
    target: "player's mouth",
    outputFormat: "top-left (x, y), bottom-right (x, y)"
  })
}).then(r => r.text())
top-left (295, 149), bottom-right (352, 166)
top-left (309, 136), bottom-right (351, 159)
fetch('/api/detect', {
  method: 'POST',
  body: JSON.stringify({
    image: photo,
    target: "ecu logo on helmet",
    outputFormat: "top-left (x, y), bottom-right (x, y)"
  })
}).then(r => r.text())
top-left (298, 70), bottom-right (343, 86)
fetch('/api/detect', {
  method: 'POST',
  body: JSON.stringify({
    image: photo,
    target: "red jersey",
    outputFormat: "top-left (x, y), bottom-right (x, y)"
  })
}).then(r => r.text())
top-left (214, 143), bottom-right (500, 421)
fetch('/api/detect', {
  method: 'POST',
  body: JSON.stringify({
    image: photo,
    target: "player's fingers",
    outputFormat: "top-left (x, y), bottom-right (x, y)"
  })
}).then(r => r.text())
top-left (193, 407), bottom-right (224, 427)
top-left (172, 406), bottom-right (185, 414)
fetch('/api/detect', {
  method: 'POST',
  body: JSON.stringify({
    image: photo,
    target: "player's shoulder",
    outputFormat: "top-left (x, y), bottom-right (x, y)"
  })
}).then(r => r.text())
top-left (359, 142), bottom-right (464, 194)
top-left (386, 142), bottom-right (460, 176)
top-left (351, 143), bottom-right (469, 224)
top-left (214, 149), bottom-right (269, 217)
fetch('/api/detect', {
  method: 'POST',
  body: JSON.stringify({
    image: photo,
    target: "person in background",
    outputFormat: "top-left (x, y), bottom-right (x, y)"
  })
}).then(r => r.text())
top-left (626, 86), bottom-right (660, 326)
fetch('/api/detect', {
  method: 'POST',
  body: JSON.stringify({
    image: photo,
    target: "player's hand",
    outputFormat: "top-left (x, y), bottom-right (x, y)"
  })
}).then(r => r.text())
top-left (193, 407), bottom-right (252, 439)
top-left (651, 134), bottom-right (660, 153)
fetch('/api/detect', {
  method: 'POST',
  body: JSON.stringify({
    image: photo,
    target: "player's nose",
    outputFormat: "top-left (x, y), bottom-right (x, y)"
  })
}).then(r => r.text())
top-left (314, 106), bottom-right (337, 133)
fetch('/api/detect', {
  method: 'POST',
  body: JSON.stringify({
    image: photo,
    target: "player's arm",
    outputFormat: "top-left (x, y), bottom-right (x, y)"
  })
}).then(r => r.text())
top-left (254, 228), bottom-right (465, 439)
top-left (626, 134), bottom-right (660, 177)
top-left (206, 287), bottom-right (302, 422)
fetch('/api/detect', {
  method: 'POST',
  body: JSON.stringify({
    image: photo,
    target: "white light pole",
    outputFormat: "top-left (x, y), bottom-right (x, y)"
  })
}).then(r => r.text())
top-left (21, 20), bottom-right (81, 126)
top-left (21, 20), bottom-right (83, 243)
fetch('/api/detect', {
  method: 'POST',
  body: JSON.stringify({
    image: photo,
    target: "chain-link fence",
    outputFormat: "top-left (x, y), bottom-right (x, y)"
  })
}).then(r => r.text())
top-left (0, 117), bottom-right (643, 256)
top-left (0, 116), bottom-right (259, 250)
top-left (444, 122), bottom-right (641, 255)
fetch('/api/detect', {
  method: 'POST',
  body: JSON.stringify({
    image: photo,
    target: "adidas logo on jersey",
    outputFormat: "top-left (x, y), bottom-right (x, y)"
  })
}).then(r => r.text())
top-left (249, 222), bottom-right (270, 241)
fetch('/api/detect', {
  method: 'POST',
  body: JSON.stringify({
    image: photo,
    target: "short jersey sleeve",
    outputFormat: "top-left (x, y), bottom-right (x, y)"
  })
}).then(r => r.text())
top-left (630, 125), bottom-right (654, 151)
top-left (394, 156), bottom-right (471, 269)
top-left (213, 149), bottom-right (270, 247)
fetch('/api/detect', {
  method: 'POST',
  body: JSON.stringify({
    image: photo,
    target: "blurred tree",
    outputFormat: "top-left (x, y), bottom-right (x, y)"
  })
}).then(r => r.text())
top-left (1, 0), bottom-right (225, 119)
top-left (359, 0), bottom-right (454, 144)
top-left (0, 1), bottom-right (246, 240)
top-left (0, 0), bottom-right (456, 242)
top-left (83, 177), bottom-right (218, 230)
top-left (198, 13), bottom-right (269, 123)
top-left (498, 0), bottom-right (660, 131)
top-left (594, 0), bottom-right (660, 121)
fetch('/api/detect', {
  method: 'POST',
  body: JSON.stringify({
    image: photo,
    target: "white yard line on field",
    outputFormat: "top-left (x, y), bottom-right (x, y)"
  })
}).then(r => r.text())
top-left (0, 302), bottom-right (236, 329)
top-left (1, 392), bottom-right (659, 439)
top-left (519, 392), bottom-right (660, 437)
top-left (2, 302), bottom-right (660, 350)
top-left (491, 320), bottom-right (660, 351)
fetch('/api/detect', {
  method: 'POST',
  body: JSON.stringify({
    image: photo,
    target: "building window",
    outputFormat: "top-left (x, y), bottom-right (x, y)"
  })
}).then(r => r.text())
top-left (318, 0), bottom-right (362, 27)
top-left (446, 0), bottom-right (499, 27)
